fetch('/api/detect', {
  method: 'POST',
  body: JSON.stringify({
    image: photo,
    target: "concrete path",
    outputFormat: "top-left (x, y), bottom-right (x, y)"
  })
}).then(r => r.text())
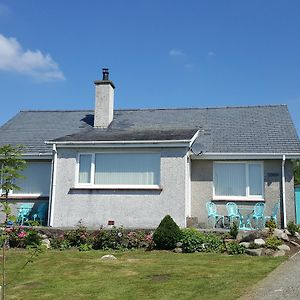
top-left (240, 251), bottom-right (300, 300)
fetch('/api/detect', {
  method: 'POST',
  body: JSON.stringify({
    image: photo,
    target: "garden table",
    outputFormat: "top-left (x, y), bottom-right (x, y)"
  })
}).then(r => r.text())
top-left (237, 207), bottom-right (254, 230)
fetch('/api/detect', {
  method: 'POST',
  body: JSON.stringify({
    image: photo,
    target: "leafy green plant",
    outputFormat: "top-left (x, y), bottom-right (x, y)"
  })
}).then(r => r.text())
top-left (248, 242), bottom-right (261, 249)
top-left (287, 221), bottom-right (299, 236)
top-left (66, 220), bottom-right (92, 247)
top-left (229, 222), bottom-right (239, 239)
top-left (78, 243), bottom-right (92, 251)
top-left (265, 236), bottom-right (283, 250)
top-left (265, 218), bottom-right (277, 234)
top-left (153, 215), bottom-right (182, 250)
top-left (226, 242), bottom-right (245, 255)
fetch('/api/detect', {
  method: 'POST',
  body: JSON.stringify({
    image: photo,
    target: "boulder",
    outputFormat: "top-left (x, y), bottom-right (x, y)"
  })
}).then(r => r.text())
top-left (245, 248), bottom-right (263, 256)
top-left (273, 250), bottom-right (286, 257)
top-left (100, 255), bottom-right (117, 261)
top-left (273, 229), bottom-right (284, 239)
top-left (254, 238), bottom-right (265, 246)
top-left (264, 248), bottom-right (274, 256)
top-left (174, 247), bottom-right (183, 253)
top-left (295, 232), bottom-right (300, 240)
top-left (290, 241), bottom-right (300, 247)
top-left (176, 242), bottom-right (183, 248)
top-left (239, 242), bottom-right (250, 248)
top-left (284, 229), bottom-right (291, 236)
top-left (278, 244), bottom-right (290, 251)
top-left (41, 238), bottom-right (51, 249)
top-left (281, 232), bottom-right (289, 242)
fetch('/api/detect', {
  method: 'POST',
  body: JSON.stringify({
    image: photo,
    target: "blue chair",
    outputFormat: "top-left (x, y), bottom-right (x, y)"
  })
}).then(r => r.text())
top-left (252, 202), bottom-right (265, 229)
top-left (226, 202), bottom-right (240, 227)
top-left (264, 202), bottom-right (280, 226)
top-left (206, 202), bottom-right (224, 228)
top-left (33, 203), bottom-right (48, 226)
top-left (17, 203), bottom-right (32, 225)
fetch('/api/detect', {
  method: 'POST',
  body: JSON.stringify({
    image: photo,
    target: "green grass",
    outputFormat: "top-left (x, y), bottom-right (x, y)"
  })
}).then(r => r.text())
top-left (4, 249), bottom-right (285, 300)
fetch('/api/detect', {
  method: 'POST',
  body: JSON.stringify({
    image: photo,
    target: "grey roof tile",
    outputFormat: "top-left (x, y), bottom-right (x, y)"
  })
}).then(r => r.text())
top-left (0, 105), bottom-right (299, 154)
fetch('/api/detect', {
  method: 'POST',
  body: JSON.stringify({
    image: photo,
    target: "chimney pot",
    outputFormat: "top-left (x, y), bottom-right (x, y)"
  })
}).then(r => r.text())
top-left (102, 68), bottom-right (109, 80)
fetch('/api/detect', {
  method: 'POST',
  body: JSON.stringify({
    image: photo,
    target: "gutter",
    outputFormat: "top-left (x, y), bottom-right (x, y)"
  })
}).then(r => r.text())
top-left (48, 144), bottom-right (57, 227)
top-left (282, 154), bottom-right (287, 228)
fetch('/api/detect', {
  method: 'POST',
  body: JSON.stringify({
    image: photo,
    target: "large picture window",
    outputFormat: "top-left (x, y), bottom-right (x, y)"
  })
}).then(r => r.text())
top-left (213, 162), bottom-right (263, 200)
top-left (77, 152), bottom-right (160, 187)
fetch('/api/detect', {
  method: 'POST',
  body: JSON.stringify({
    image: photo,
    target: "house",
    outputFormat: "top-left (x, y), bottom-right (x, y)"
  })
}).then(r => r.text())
top-left (0, 68), bottom-right (300, 228)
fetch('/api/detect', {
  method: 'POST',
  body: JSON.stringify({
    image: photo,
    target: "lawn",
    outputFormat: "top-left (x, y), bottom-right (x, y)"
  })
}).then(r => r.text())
top-left (5, 249), bottom-right (285, 300)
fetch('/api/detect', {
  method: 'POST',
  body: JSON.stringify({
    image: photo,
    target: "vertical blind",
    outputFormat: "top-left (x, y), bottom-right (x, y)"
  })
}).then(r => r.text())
top-left (214, 162), bottom-right (263, 198)
top-left (78, 153), bottom-right (160, 185)
top-left (14, 162), bottom-right (52, 195)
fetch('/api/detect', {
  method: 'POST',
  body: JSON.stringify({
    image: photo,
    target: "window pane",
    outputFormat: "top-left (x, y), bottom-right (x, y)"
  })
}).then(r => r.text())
top-left (14, 162), bottom-right (51, 195)
top-left (214, 163), bottom-right (246, 196)
top-left (79, 154), bottom-right (92, 184)
top-left (95, 153), bottom-right (160, 185)
top-left (249, 164), bottom-right (262, 196)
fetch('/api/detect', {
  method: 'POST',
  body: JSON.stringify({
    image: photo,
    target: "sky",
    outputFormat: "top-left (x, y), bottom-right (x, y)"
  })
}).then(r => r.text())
top-left (0, 0), bottom-right (300, 133)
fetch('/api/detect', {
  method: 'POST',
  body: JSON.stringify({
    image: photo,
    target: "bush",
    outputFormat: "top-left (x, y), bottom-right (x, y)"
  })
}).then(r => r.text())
top-left (226, 242), bottom-right (245, 255)
top-left (153, 215), bottom-right (182, 250)
top-left (229, 222), bottom-right (239, 239)
top-left (92, 227), bottom-right (125, 250)
top-left (287, 221), bottom-right (299, 236)
top-left (50, 234), bottom-right (71, 250)
top-left (127, 231), bottom-right (155, 250)
top-left (66, 221), bottom-right (91, 247)
top-left (78, 243), bottom-right (92, 251)
top-left (265, 218), bottom-right (277, 234)
top-left (180, 228), bottom-right (225, 253)
top-left (265, 236), bottom-right (283, 250)
top-left (7, 226), bottom-right (41, 248)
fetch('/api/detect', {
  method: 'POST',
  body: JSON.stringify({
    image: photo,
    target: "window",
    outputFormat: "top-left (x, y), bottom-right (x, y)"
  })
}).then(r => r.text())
top-left (213, 162), bottom-right (263, 200)
top-left (13, 162), bottom-right (52, 196)
top-left (77, 152), bottom-right (160, 187)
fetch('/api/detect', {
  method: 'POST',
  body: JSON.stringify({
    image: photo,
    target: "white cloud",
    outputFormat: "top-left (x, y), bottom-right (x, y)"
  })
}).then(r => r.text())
top-left (169, 49), bottom-right (186, 57)
top-left (0, 34), bottom-right (65, 81)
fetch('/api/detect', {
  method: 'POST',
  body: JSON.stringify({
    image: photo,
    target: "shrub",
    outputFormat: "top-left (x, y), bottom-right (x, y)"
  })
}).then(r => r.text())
top-left (229, 222), bottom-right (239, 239)
top-left (7, 226), bottom-right (41, 248)
top-left (50, 234), bottom-right (71, 250)
top-left (180, 228), bottom-right (225, 253)
top-left (78, 243), bottom-right (92, 251)
top-left (92, 227), bottom-right (125, 250)
top-left (265, 218), bottom-right (277, 234)
top-left (66, 221), bottom-right (91, 247)
top-left (127, 231), bottom-right (155, 250)
top-left (287, 221), bottom-right (299, 236)
top-left (226, 242), bottom-right (245, 255)
top-left (153, 215), bottom-right (182, 250)
top-left (265, 236), bottom-right (283, 250)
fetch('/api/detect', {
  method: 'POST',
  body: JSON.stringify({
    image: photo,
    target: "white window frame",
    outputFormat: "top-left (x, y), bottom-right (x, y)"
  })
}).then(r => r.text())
top-left (75, 151), bottom-right (161, 189)
top-left (213, 161), bottom-right (264, 201)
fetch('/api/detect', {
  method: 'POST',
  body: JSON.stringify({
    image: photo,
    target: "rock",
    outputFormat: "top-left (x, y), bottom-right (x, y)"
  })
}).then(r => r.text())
top-left (273, 250), bottom-right (286, 257)
top-left (273, 229), bottom-right (284, 239)
top-left (240, 232), bottom-right (260, 243)
top-left (239, 242), bottom-right (250, 248)
top-left (38, 233), bottom-right (48, 239)
top-left (284, 229), bottom-right (291, 236)
top-left (264, 248), bottom-right (274, 256)
top-left (176, 242), bottom-right (183, 248)
top-left (245, 248), bottom-right (263, 256)
top-left (290, 241), bottom-right (300, 247)
top-left (174, 247), bottom-right (182, 253)
top-left (254, 238), bottom-right (266, 246)
top-left (100, 255), bottom-right (117, 261)
top-left (278, 244), bottom-right (290, 251)
top-left (41, 238), bottom-right (51, 249)
top-left (262, 228), bottom-right (270, 235)
top-left (295, 232), bottom-right (300, 240)
top-left (281, 232), bottom-right (289, 242)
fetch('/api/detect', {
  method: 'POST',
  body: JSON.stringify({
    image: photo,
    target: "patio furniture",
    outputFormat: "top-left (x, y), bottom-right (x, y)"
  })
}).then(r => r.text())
top-left (264, 202), bottom-right (280, 226)
top-left (17, 203), bottom-right (32, 225)
top-left (252, 202), bottom-right (265, 229)
top-left (206, 201), bottom-right (224, 228)
top-left (237, 207), bottom-right (254, 230)
top-left (226, 202), bottom-right (240, 227)
top-left (33, 203), bottom-right (48, 226)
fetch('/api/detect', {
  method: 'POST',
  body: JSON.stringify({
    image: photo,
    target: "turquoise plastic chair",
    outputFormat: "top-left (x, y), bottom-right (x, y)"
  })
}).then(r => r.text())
top-left (33, 203), bottom-right (48, 226)
top-left (206, 202), bottom-right (224, 228)
top-left (17, 203), bottom-right (32, 225)
top-left (226, 202), bottom-right (240, 226)
top-left (264, 202), bottom-right (280, 226)
top-left (252, 202), bottom-right (265, 229)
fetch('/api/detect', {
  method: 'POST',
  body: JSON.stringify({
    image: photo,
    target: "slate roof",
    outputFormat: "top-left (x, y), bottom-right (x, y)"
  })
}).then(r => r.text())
top-left (0, 105), bottom-right (299, 154)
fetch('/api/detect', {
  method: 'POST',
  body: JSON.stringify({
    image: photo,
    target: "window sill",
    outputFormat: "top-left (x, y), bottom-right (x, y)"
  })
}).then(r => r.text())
top-left (71, 185), bottom-right (162, 191)
top-left (0, 195), bottom-right (49, 200)
top-left (213, 197), bottom-right (265, 202)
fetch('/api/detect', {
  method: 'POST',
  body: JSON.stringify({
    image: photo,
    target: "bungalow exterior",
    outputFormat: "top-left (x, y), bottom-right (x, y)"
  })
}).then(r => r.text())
top-left (0, 69), bottom-right (299, 228)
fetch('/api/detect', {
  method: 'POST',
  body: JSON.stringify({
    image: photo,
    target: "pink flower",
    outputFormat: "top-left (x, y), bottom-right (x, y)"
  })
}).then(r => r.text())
top-left (18, 231), bottom-right (27, 238)
top-left (5, 228), bottom-right (13, 233)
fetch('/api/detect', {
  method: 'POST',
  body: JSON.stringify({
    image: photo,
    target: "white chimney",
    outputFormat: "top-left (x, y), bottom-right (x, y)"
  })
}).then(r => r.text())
top-left (94, 68), bottom-right (115, 128)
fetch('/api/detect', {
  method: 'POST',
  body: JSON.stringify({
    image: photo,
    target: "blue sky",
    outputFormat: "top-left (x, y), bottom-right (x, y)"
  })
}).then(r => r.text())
top-left (0, 0), bottom-right (300, 133)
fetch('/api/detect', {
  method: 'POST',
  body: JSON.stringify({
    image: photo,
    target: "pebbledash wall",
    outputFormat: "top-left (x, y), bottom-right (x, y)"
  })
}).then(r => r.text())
top-left (191, 159), bottom-right (295, 228)
top-left (51, 147), bottom-right (190, 228)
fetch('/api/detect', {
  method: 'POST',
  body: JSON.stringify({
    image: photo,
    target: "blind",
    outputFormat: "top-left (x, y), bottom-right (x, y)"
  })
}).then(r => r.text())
top-left (249, 163), bottom-right (263, 195)
top-left (78, 154), bottom-right (92, 184)
top-left (214, 163), bottom-right (246, 197)
top-left (94, 153), bottom-right (160, 185)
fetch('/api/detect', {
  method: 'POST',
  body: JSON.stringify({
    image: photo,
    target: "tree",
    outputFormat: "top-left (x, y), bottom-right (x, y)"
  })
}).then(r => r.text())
top-left (0, 144), bottom-right (26, 300)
